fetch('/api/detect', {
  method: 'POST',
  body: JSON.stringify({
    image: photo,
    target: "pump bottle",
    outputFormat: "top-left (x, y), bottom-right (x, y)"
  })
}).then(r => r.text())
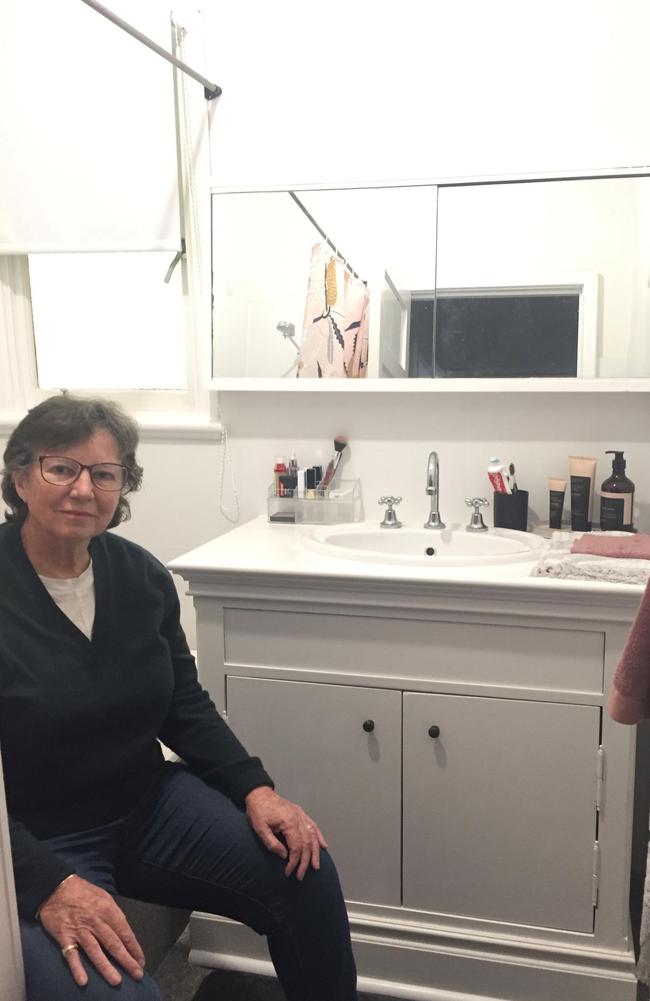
top-left (599, 451), bottom-right (635, 532)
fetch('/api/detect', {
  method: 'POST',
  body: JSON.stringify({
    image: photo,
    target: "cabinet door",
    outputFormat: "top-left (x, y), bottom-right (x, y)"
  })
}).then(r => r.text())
top-left (403, 693), bottom-right (600, 932)
top-left (227, 676), bottom-right (402, 905)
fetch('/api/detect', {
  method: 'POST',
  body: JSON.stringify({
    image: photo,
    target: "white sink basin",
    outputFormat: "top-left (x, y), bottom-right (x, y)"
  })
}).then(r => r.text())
top-left (303, 524), bottom-right (546, 566)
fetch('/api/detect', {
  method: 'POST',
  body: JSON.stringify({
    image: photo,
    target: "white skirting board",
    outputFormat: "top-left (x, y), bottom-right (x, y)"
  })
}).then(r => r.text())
top-left (188, 946), bottom-right (509, 1001)
top-left (188, 912), bottom-right (638, 1001)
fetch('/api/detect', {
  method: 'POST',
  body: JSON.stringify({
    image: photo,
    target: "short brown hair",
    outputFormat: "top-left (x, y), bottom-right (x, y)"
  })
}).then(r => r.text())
top-left (2, 395), bottom-right (143, 527)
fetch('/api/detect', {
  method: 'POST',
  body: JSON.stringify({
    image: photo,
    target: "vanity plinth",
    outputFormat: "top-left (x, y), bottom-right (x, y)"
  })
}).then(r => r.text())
top-left (169, 516), bottom-right (644, 1001)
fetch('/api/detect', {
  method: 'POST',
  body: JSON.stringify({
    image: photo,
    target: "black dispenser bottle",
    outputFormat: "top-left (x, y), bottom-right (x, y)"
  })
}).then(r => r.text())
top-left (599, 451), bottom-right (635, 532)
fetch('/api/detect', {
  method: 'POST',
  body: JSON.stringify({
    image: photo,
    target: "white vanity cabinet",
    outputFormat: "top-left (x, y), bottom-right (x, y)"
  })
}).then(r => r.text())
top-left (227, 676), bottom-right (402, 907)
top-left (169, 521), bottom-right (644, 1001)
top-left (402, 693), bottom-right (600, 932)
top-left (228, 679), bottom-right (600, 933)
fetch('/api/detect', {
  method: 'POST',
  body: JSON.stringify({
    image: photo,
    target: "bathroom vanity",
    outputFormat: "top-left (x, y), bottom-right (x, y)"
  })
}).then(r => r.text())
top-left (169, 517), bottom-right (645, 1001)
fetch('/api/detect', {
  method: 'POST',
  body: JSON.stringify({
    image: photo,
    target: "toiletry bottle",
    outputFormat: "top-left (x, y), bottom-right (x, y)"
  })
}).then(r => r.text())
top-left (569, 456), bottom-right (597, 532)
top-left (273, 457), bottom-right (287, 495)
top-left (296, 468), bottom-right (306, 499)
top-left (305, 468), bottom-right (317, 499)
top-left (487, 457), bottom-right (511, 494)
top-left (279, 473), bottom-right (297, 498)
top-left (548, 478), bottom-right (567, 529)
top-left (599, 451), bottom-right (635, 532)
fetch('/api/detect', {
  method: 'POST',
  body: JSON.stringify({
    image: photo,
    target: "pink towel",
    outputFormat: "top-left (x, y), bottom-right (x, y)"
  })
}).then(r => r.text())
top-left (571, 533), bottom-right (650, 559)
top-left (608, 580), bottom-right (650, 724)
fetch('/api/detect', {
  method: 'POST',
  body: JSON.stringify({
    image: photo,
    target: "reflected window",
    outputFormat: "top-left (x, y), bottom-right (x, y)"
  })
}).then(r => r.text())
top-left (409, 292), bottom-right (580, 378)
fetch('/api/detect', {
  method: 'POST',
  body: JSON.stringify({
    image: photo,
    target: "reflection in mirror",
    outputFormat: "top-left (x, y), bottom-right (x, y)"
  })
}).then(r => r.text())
top-left (413, 293), bottom-right (582, 378)
top-left (211, 175), bottom-right (650, 382)
top-left (211, 186), bottom-right (437, 379)
top-left (433, 176), bottom-right (650, 379)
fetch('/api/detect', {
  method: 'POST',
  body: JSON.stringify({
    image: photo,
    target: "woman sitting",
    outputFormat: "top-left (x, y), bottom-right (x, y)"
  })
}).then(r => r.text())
top-left (0, 394), bottom-right (358, 1001)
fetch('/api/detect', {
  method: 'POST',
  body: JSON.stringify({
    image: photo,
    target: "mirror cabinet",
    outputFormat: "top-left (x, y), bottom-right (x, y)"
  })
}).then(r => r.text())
top-left (210, 172), bottom-right (650, 390)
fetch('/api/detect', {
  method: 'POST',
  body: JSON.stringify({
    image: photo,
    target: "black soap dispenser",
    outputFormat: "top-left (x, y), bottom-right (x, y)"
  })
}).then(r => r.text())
top-left (599, 451), bottom-right (635, 532)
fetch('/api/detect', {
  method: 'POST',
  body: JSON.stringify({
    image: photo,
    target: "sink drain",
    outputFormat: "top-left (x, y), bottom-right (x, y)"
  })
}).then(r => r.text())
top-left (425, 546), bottom-right (437, 557)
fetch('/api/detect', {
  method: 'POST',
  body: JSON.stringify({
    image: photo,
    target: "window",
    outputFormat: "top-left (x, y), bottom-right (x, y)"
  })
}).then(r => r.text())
top-left (0, 8), bottom-right (213, 430)
top-left (0, 251), bottom-right (211, 428)
top-left (28, 253), bottom-right (186, 391)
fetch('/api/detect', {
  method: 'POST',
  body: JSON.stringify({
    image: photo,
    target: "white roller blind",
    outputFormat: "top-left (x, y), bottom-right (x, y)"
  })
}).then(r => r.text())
top-left (0, 0), bottom-right (181, 253)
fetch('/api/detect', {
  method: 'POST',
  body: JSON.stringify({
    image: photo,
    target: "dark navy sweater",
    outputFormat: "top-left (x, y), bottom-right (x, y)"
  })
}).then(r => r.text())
top-left (0, 521), bottom-right (272, 918)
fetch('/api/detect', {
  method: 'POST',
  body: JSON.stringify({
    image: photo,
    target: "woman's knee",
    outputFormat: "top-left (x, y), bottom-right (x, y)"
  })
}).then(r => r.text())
top-left (298, 848), bottom-right (345, 899)
top-left (22, 921), bottom-right (162, 1001)
top-left (26, 967), bottom-right (162, 1001)
top-left (264, 848), bottom-right (348, 925)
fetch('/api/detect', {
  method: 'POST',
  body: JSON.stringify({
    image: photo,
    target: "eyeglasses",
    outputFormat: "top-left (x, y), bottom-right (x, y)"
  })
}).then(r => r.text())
top-left (38, 455), bottom-right (128, 492)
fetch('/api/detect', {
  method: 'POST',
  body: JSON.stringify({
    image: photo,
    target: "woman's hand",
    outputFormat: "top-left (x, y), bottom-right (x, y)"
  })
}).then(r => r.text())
top-left (245, 786), bottom-right (328, 880)
top-left (38, 875), bottom-right (145, 987)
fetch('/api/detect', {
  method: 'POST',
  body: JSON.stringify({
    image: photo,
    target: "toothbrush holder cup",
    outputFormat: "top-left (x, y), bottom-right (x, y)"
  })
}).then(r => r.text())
top-left (493, 490), bottom-right (529, 532)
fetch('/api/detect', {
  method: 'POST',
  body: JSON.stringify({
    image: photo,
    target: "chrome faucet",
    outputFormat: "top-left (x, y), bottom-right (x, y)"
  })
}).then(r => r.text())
top-left (424, 451), bottom-right (446, 529)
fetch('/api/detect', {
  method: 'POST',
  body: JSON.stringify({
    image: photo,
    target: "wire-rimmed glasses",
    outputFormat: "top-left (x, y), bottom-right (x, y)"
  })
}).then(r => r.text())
top-left (38, 455), bottom-right (128, 492)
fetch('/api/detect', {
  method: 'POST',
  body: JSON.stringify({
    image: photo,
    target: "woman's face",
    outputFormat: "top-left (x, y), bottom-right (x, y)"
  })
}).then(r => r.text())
top-left (13, 430), bottom-right (123, 545)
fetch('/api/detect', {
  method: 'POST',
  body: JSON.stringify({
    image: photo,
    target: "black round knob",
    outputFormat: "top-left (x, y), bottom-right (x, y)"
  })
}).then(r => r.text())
top-left (428, 725), bottom-right (441, 739)
top-left (362, 719), bottom-right (375, 733)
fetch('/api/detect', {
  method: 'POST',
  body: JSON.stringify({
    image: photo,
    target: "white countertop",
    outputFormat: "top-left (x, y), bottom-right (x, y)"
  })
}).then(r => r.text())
top-left (168, 516), bottom-right (645, 602)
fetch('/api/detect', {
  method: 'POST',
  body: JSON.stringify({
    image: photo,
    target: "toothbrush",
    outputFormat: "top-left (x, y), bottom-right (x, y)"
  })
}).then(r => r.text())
top-left (321, 435), bottom-right (349, 489)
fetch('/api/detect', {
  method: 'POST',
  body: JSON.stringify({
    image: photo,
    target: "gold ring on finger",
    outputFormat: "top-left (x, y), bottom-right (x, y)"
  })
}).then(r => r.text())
top-left (61, 944), bottom-right (79, 957)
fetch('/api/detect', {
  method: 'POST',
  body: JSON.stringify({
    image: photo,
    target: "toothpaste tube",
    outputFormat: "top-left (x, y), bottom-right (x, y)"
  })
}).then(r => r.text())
top-left (488, 457), bottom-right (512, 494)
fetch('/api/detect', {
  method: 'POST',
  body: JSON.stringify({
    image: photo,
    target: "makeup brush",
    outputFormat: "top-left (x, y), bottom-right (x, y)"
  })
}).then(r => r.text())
top-left (321, 435), bottom-right (349, 489)
top-left (331, 434), bottom-right (349, 482)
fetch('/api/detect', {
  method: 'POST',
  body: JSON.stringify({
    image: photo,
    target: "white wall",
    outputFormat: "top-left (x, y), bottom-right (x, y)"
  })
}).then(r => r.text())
top-left (206, 0), bottom-right (650, 185)
top-left (112, 437), bottom-right (227, 649)
top-left (216, 391), bottom-right (650, 533)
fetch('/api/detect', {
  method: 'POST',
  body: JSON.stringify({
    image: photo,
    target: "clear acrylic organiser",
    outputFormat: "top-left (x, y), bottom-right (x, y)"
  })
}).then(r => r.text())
top-left (267, 479), bottom-right (362, 525)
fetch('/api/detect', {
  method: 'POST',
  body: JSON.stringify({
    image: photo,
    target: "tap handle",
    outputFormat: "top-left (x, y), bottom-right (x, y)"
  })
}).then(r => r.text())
top-left (378, 496), bottom-right (403, 528)
top-left (465, 497), bottom-right (489, 532)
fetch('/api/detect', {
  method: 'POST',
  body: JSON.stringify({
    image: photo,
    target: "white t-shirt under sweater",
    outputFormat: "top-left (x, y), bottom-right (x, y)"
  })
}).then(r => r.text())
top-left (38, 561), bottom-right (95, 640)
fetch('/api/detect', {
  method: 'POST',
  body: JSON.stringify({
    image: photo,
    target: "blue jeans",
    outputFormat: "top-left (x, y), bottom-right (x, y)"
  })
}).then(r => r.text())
top-left (20, 764), bottom-right (357, 1001)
